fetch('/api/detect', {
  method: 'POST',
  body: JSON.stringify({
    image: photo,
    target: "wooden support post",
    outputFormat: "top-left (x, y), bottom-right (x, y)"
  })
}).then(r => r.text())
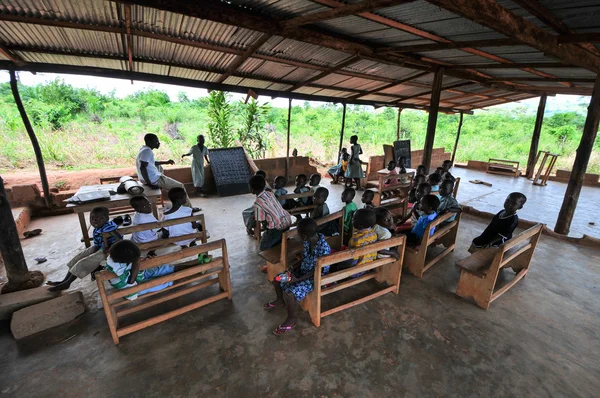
top-left (396, 107), bottom-right (402, 140)
top-left (526, 95), bottom-right (547, 178)
top-left (423, 67), bottom-right (444, 170)
top-left (285, 98), bottom-right (292, 183)
top-left (0, 176), bottom-right (43, 293)
top-left (338, 103), bottom-right (347, 159)
top-left (9, 69), bottom-right (51, 208)
top-left (555, 75), bottom-right (600, 235)
top-left (450, 111), bottom-right (463, 165)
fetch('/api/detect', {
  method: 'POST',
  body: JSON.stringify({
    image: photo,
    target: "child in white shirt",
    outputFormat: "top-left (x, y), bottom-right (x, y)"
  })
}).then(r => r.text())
top-left (163, 187), bottom-right (204, 247)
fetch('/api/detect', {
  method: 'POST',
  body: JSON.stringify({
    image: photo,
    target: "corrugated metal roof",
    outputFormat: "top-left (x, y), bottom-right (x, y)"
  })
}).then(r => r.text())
top-left (0, 0), bottom-right (120, 25)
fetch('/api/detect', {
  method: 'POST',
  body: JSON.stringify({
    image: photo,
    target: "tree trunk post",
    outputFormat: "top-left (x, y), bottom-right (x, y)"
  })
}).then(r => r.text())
top-left (285, 98), bottom-right (292, 183)
top-left (9, 69), bottom-right (51, 208)
top-left (396, 107), bottom-right (403, 141)
top-left (0, 176), bottom-right (44, 293)
top-left (423, 67), bottom-right (444, 171)
top-left (450, 111), bottom-right (464, 166)
top-left (555, 75), bottom-right (600, 235)
top-left (337, 103), bottom-right (347, 158)
top-left (526, 94), bottom-right (547, 178)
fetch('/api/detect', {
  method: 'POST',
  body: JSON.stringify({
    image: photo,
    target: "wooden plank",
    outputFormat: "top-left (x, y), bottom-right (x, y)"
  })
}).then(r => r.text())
top-left (555, 75), bottom-right (600, 234)
top-left (321, 258), bottom-right (396, 284)
top-left (116, 291), bottom-right (229, 337)
top-left (558, 33), bottom-right (600, 44)
top-left (318, 236), bottom-right (406, 267)
top-left (490, 269), bottom-right (528, 302)
top-left (113, 214), bottom-right (205, 235)
top-left (384, 38), bottom-right (519, 53)
top-left (321, 286), bottom-right (396, 317)
top-left (425, 0), bottom-right (600, 73)
top-left (446, 62), bottom-right (569, 70)
top-left (320, 273), bottom-right (378, 296)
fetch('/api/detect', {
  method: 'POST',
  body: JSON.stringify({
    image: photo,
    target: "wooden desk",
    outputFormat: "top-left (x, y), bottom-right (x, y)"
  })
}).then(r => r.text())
top-left (66, 183), bottom-right (161, 247)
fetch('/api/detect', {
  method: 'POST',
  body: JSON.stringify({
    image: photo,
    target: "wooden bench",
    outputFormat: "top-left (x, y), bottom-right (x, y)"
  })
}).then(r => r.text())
top-left (455, 224), bottom-right (543, 310)
top-left (300, 235), bottom-right (406, 327)
top-left (259, 211), bottom-right (344, 282)
top-left (453, 177), bottom-right (461, 199)
top-left (404, 211), bottom-right (462, 278)
top-left (96, 239), bottom-right (232, 344)
top-left (103, 214), bottom-right (208, 251)
top-left (372, 172), bottom-right (414, 207)
top-left (486, 158), bottom-right (520, 177)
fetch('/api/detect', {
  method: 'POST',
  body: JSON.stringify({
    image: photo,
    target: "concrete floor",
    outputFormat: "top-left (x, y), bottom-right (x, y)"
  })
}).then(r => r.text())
top-left (453, 168), bottom-right (600, 239)
top-left (1, 178), bottom-right (599, 397)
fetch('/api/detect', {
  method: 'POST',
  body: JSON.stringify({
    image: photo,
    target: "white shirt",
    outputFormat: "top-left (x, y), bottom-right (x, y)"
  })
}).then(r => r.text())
top-left (136, 145), bottom-right (161, 185)
top-left (162, 206), bottom-right (197, 246)
top-left (374, 224), bottom-right (392, 259)
top-left (131, 212), bottom-right (159, 244)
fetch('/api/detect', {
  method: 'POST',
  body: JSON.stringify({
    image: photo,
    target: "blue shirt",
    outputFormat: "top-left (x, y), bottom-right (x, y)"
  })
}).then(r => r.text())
top-left (411, 212), bottom-right (438, 239)
top-left (93, 220), bottom-right (120, 249)
top-left (274, 187), bottom-right (288, 206)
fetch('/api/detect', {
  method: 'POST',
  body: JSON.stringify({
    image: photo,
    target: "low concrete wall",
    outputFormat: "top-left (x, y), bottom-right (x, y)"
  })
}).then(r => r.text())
top-left (365, 148), bottom-right (451, 181)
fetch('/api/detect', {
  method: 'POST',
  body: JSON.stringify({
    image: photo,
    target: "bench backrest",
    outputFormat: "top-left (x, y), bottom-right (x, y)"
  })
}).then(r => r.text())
top-left (421, 211), bottom-right (460, 248)
top-left (103, 214), bottom-right (207, 250)
top-left (488, 223), bottom-right (543, 277)
top-left (453, 177), bottom-right (461, 199)
top-left (376, 171), bottom-right (414, 192)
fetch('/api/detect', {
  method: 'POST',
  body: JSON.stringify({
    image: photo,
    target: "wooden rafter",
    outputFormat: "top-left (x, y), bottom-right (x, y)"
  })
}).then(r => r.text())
top-left (124, 4), bottom-right (134, 74)
top-left (488, 77), bottom-right (596, 83)
top-left (282, 0), bottom-right (415, 29)
top-left (379, 38), bottom-right (519, 54)
top-left (0, 42), bottom-right (25, 65)
top-left (287, 56), bottom-right (361, 92)
top-left (395, 81), bottom-right (475, 104)
top-left (217, 33), bottom-right (270, 84)
top-left (558, 33), bottom-right (600, 44)
top-left (347, 71), bottom-right (430, 100)
top-left (446, 62), bottom-right (569, 69)
top-left (310, 0), bottom-right (565, 82)
top-left (425, 0), bottom-right (600, 73)
top-left (510, 0), bottom-right (600, 58)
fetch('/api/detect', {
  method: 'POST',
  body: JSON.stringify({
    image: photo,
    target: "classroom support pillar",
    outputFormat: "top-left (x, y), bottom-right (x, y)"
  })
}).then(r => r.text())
top-left (450, 111), bottom-right (464, 165)
top-left (423, 67), bottom-right (444, 170)
top-left (337, 103), bottom-right (347, 158)
top-left (526, 95), bottom-right (547, 178)
top-left (555, 75), bottom-right (600, 235)
top-left (285, 98), bottom-right (291, 183)
top-left (9, 69), bottom-right (51, 208)
top-left (396, 108), bottom-right (403, 140)
top-left (0, 176), bottom-right (43, 293)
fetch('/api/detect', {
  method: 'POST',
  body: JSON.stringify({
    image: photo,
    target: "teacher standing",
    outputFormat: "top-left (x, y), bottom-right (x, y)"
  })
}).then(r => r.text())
top-left (182, 135), bottom-right (210, 197)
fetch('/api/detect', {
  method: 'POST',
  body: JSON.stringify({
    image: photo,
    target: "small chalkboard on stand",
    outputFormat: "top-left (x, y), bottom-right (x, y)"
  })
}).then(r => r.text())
top-left (393, 140), bottom-right (411, 168)
top-left (209, 147), bottom-right (253, 197)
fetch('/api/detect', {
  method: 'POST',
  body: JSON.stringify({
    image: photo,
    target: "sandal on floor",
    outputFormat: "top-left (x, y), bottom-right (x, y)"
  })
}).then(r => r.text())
top-left (263, 301), bottom-right (283, 311)
top-left (273, 322), bottom-right (296, 335)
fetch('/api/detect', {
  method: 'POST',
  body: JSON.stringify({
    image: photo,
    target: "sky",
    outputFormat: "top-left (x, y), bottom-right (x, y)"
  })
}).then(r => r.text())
top-left (0, 70), bottom-right (587, 114)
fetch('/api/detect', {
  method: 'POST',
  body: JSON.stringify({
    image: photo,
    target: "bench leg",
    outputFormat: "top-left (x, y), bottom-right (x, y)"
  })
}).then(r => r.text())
top-left (305, 290), bottom-right (321, 327)
top-left (266, 261), bottom-right (285, 282)
top-left (97, 279), bottom-right (120, 344)
top-left (404, 249), bottom-right (426, 279)
top-left (456, 271), bottom-right (492, 310)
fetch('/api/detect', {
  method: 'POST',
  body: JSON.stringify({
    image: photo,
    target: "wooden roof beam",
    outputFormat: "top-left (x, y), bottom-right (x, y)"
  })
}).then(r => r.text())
top-left (378, 38), bottom-right (519, 54)
top-left (0, 43), bottom-right (25, 66)
top-left (347, 71), bottom-right (430, 100)
top-left (124, 4), bottom-right (134, 75)
top-left (217, 33), bottom-right (271, 84)
top-left (558, 33), bottom-right (600, 44)
top-left (282, 0), bottom-right (416, 29)
top-left (395, 81), bottom-right (475, 104)
top-left (426, 0), bottom-right (600, 73)
top-left (488, 77), bottom-right (596, 83)
top-left (446, 62), bottom-right (569, 70)
top-left (287, 55), bottom-right (361, 92)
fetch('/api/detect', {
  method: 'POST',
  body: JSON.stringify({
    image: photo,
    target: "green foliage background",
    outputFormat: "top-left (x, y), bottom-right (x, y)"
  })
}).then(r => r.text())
top-left (0, 79), bottom-right (598, 174)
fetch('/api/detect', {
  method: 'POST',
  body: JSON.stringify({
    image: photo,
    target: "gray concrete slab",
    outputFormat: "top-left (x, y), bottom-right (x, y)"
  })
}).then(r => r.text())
top-left (451, 168), bottom-right (600, 239)
top-left (0, 184), bottom-right (599, 397)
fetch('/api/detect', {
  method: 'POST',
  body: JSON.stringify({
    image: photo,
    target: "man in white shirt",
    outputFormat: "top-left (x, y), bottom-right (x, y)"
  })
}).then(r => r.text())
top-left (136, 133), bottom-right (193, 207)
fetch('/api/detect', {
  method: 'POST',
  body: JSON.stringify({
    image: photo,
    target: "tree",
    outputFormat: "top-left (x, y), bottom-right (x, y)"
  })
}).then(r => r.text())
top-left (206, 91), bottom-right (234, 148)
top-left (238, 99), bottom-right (271, 158)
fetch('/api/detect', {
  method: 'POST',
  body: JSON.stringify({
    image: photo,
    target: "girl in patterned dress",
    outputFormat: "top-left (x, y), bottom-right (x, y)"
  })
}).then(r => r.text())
top-left (263, 218), bottom-right (331, 335)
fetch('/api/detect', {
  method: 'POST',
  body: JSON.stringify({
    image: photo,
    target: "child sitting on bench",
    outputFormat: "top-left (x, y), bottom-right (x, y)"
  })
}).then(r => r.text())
top-left (398, 181), bottom-right (431, 232)
top-left (47, 207), bottom-right (121, 292)
top-left (407, 174), bottom-right (427, 204)
top-left (129, 195), bottom-right (167, 257)
top-left (250, 175), bottom-right (293, 251)
top-left (293, 174), bottom-right (311, 207)
top-left (335, 209), bottom-right (378, 273)
top-left (398, 194), bottom-right (440, 246)
top-left (441, 159), bottom-right (456, 182)
top-left (427, 172), bottom-right (442, 196)
top-left (311, 187), bottom-right (339, 236)
top-left (416, 164), bottom-right (428, 176)
top-left (328, 148), bottom-right (347, 184)
top-left (263, 218), bottom-right (331, 335)
top-left (106, 240), bottom-right (175, 301)
top-left (163, 188), bottom-right (205, 248)
top-left (273, 175), bottom-right (289, 208)
top-left (341, 187), bottom-right (358, 236)
top-left (384, 160), bottom-right (399, 187)
top-left (469, 192), bottom-right (527, 253)
top-left (243, 170), bottom-right (269, 235)
top-left (374, 207), bottom-right (400, 259)
top-left (309, 173), bottom-right (322, 193)
top-left (361, 189), bottom-right (375, 209)
top-left (437, 180), bottom-right (461, 226)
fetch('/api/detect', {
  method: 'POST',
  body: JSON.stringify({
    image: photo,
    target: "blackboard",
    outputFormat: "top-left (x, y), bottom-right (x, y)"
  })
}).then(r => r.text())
top-left (209, 147), bottom-right (253, 197)
top-left (393, 140), bottom-right (411, 169)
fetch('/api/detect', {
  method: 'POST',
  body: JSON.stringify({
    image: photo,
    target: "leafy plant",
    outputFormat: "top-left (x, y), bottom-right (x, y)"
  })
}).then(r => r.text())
top-left (237, 98), bottom-right (271, 158)
top-left (206, 91), bottom-right (234, 148)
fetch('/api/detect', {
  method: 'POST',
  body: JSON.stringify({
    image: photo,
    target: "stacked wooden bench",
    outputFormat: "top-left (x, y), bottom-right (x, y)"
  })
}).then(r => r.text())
top-left (300, 235), bottom-right (406, 327)
top-left (404, 211), bottom-right (462, 278)
top-left (103, 214), bottom-right (208, 251)
top-left (372, 172), bottom-right (414, 207)
top-left (96, 239), bottom-right (232, 344)
top-left (259, 211), bottom-right (344, 282)
top-left (486, 158), bottom-right (520, 177)
top-left (455, 224), bottom-right (543, 309)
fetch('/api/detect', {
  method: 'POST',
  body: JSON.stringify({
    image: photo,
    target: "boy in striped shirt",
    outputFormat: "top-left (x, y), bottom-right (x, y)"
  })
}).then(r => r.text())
top-left (250, 175), bottom-right (293, 251)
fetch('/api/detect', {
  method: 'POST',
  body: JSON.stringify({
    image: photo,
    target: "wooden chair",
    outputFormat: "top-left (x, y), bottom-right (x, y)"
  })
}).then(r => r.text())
top-left (259, 211), bottom-right (344, 282)
top-left (486, 158), bottom-right (520, 177)
top-left (532, 151), bottom-right (559, 186)
top-left (300, 235), bottom-right (406, 327)
top-left (455, 224), bottom-right (543, 310)
top-left (96, 239), bottom-right (232, 344)
top-left (404, 211), bottom-right (461, 278)
top-left (103, 214), bottom-right (208, 251)
top-left (372, 172), bottom-right (414, 207)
